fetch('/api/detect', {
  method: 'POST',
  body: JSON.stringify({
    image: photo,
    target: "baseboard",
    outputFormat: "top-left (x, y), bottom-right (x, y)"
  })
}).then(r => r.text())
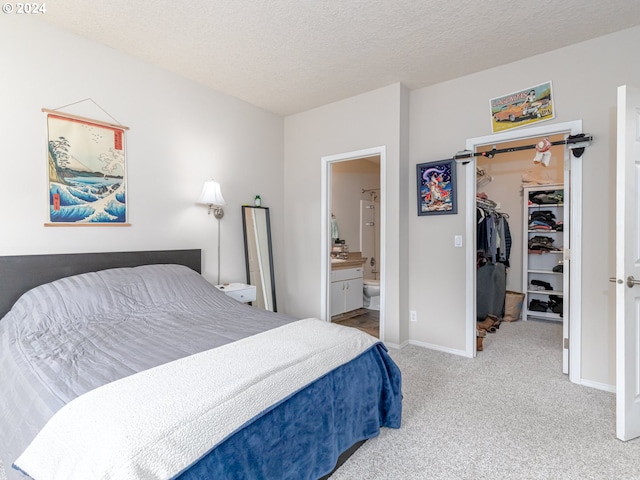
top-left (579, 378), bottom-right (616, 393)
top-left (408, 339), bottom-right (467, 357)
top-left (384, 339), bottom-right (466, 356)
top-left (384, 339), bottom-right (410, 350)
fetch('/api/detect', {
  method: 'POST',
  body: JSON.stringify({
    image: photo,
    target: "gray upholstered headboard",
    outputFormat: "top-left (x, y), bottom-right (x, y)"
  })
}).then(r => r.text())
top-left (0, 249), bottom-right (201, 319)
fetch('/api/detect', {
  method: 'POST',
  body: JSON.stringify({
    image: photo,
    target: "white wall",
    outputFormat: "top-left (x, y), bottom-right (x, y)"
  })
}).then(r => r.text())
top-left (0, 17), bottom-right (285, 300)
top-left (283, 83), bottom-right (410, 345)
top-left (409, 26), bottom-right (640, 387)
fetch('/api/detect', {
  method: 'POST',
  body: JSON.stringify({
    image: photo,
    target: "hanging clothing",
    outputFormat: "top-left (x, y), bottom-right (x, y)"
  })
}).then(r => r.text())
top-left (476, 194), bottom-right (509, 321)
top-left (477, 262), bottom-right (506, 320)
top-left (476, 200), bottom-right (511, 267)
top-left (496, 215), bottom-right (512, 267)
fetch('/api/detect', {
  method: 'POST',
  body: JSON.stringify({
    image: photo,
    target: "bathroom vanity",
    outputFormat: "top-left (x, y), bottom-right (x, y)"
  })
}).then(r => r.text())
top-left (330, 267), bottom-right (363, 317)
top-left (330, 253), bottom-right (367, 317)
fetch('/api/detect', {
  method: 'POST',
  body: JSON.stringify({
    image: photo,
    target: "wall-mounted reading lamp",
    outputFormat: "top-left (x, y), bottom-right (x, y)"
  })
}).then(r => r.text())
top-left (198, 180), bottom-right (227, 285)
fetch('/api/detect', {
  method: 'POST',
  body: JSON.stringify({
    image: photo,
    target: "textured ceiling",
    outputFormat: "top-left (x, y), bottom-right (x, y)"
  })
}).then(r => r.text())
top-left (39, 0), bottom-right (640, 116)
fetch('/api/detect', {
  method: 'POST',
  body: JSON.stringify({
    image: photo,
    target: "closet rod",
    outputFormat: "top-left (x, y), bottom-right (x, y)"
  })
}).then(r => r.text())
top-left (453, 134), bottom-right (593, 164)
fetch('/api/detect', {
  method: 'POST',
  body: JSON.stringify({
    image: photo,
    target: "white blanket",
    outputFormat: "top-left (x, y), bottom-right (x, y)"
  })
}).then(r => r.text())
top-left (15, 318), bottom-right (378, 480)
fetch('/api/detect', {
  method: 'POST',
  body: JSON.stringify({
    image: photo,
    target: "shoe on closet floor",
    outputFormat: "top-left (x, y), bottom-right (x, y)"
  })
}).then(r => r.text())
top-left (548, 295), bottom-right (563, 315)
top-left (477, 316), bottom-right (497, 333)
top-left (486, 313), bottom-right (501, 329)
top-left (476, 326), bottom-right (486, 351)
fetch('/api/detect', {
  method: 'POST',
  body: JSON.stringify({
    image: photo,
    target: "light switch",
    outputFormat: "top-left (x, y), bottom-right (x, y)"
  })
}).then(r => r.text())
top-left (454, 235), bottom-right (463, 247)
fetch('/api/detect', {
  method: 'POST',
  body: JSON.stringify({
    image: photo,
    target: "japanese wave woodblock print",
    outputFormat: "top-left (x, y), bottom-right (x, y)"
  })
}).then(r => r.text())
top-left (46, 114), bottom-right (127, 224)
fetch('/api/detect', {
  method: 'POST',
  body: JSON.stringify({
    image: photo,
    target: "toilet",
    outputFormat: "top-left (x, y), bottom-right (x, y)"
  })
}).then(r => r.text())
top-left (363, 279), bottom-right (380, 310)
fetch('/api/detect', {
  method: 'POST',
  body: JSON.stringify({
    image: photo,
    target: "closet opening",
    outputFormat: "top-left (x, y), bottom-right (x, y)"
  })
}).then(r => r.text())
top-left (475, 135), bottom-right (567, 355)
top-left (464, 120), bottom-right (584, 383)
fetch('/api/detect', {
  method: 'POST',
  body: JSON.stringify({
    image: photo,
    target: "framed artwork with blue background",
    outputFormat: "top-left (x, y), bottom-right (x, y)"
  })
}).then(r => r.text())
top-left (416, 159), bottom-right (457, 216)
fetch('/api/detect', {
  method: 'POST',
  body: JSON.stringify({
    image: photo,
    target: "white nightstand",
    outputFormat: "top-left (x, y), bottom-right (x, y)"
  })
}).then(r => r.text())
top-left (215, 283), bottom-right (257, 304)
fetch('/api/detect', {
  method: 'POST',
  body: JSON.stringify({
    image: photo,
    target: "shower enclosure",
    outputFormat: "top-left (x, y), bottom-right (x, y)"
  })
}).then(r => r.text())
top-left (360, 190), bottom-right (380, 280)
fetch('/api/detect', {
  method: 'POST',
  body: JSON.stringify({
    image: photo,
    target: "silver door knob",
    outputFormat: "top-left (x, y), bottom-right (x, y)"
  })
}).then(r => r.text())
top-left (609, 277), bottom-right (623, 284)
top-left (627, 276), bottom-right (640, 288)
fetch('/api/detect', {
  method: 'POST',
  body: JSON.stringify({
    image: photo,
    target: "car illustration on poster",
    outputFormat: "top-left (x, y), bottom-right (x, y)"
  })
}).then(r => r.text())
top-left (492, 99), bottom-right (551, 122)
top-left (490, 81), bottom-right (554, 133)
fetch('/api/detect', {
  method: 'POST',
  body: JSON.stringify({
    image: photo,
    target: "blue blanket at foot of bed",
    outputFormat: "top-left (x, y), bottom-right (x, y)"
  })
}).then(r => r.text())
top-left (176, 343), bottom-right (402, 480)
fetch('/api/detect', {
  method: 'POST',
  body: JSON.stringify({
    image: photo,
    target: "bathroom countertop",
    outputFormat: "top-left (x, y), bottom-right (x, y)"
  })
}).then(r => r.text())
top-left (331, 255), bottom-right (367, 270)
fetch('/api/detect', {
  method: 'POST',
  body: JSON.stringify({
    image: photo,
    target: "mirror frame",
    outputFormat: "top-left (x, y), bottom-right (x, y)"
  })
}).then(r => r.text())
top-left (241, 206), bottom-right (277, 311)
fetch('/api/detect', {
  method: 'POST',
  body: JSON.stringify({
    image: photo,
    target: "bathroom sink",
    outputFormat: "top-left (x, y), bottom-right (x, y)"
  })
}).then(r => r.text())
top-left (331, 258), bottom-right (347, 263)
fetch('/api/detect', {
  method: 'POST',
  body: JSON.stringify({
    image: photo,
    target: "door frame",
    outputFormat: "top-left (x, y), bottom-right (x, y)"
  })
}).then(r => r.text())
top-left (464, 121), bottom-right (583, 383)
top-left (320, 146), bottom-right (386, 341)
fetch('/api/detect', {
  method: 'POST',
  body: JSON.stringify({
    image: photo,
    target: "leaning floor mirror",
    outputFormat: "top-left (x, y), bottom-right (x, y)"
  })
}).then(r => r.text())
top-left (241, 206), bottom-right (277, 311)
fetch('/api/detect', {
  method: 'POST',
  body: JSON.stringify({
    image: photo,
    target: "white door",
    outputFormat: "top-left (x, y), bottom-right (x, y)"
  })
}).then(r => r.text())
top-left (615, 84), bottom-right (640, 441)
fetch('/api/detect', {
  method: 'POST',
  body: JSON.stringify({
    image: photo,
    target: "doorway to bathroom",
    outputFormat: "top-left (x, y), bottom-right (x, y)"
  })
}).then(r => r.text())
top-left (320, 147), bottom-right (386, 340)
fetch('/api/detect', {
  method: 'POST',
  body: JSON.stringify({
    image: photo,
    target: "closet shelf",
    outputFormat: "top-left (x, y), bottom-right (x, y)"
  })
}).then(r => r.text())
top-left (528, 269), bottom-right (562, 275)
top-left (527, 289), bottom-right (563, 296)
top-left (523, 185), bottom-right (565, 322)
top-left (525, 310), bottom-right (562, 321)
top-left (529, 203), bottom-right (563, 208)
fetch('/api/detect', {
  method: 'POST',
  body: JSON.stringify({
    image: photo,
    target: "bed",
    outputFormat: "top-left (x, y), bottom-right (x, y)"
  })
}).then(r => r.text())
top-left (0, 250), bottom-right (402, 480)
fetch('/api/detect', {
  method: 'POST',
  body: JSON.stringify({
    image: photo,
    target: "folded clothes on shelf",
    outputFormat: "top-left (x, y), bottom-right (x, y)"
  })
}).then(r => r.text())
top-left (528, 296), bottom-right (563, 316)
top-left (528, 210), bottom-right (561, 231)
top-left (530, 210), bottom-right (556, 223)
top-left (529, 191), bottom-right (564, 205)
top-left (529, 299), bottom-right (549, 312)
top-left (528, 236), bottom-right (559, 252)
top-left (530, 279), bottom-right (553, 290)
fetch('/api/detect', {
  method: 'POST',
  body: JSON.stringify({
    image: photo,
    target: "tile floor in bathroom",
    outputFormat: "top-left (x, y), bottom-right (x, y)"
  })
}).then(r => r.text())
top-left (333, 309), bottom-right (379, 338)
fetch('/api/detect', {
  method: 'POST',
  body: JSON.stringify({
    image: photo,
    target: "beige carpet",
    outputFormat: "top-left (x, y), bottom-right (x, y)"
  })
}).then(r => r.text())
top-left (330, 319), bottom-right (640, 480)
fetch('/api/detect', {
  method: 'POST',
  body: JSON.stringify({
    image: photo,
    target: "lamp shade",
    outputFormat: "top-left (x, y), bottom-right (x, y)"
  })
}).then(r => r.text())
top-left (198, 180), bottom-right (226, 206)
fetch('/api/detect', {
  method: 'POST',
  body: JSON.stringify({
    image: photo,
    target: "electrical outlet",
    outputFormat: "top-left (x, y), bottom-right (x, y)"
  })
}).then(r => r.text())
top-left (410, 310), bottom-right (417, 322)
top-left (454, 235), bottom-right (463, 247)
